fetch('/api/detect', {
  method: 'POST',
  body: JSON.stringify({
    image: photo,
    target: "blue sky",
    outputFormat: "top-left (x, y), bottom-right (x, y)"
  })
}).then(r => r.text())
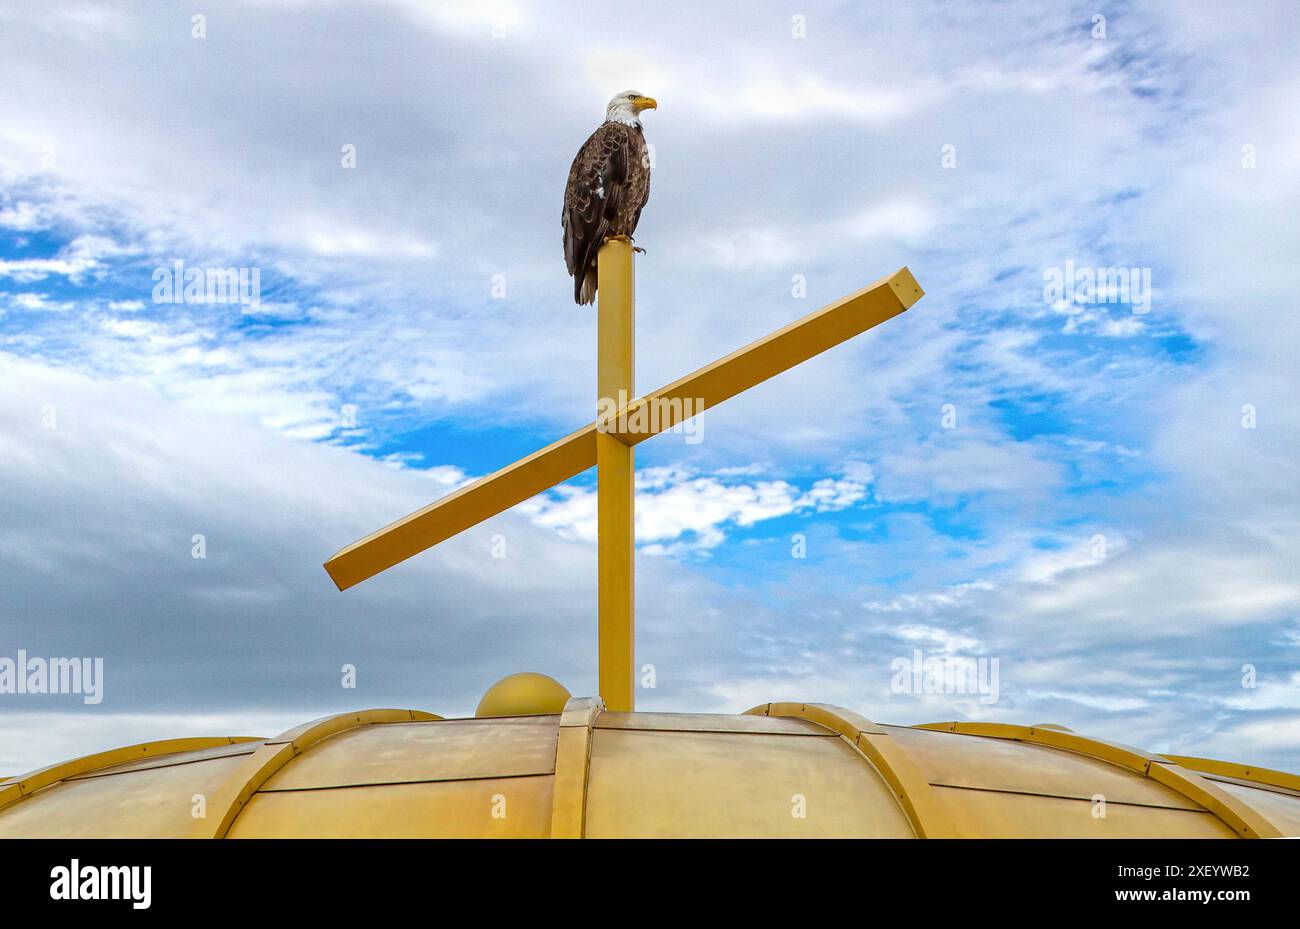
top-left (1, 0), bottom-right (1298, 773)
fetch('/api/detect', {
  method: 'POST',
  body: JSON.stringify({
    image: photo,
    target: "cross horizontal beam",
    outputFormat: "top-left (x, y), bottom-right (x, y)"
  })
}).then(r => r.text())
top-left (603, 267), bottom-right (922, 445)
top-left (325, 423), bottom-right (598, 590)
top-left (324, 266), bottom-right (923, 591)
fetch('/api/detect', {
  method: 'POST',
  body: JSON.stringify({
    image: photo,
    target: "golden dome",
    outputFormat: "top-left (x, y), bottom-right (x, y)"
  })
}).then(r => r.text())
top-left (1, 696), bottom-right (1296, 838)
top-left (475, 672), bottom-right (571, 718)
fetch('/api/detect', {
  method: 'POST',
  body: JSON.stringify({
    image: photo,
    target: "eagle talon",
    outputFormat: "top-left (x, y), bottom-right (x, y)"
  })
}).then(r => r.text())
top-left (633, 246), bottom-right (646, 254)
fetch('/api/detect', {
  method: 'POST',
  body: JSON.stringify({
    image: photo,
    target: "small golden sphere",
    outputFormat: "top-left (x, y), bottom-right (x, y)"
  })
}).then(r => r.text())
top-left (474, 672), bottom-right (571, 718)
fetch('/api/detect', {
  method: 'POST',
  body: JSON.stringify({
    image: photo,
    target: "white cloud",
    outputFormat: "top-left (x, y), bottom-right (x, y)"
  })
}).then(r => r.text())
top-left (873, 437), bottom-right (1061, 503)
top-left (1023, 690), bottom-right (1150, 713)
top-left (0, 200), bottom-right (44, 230)
top-left (845, 199), bottom-right (936, 243)
top-left (890, 623), bottom-right (986, 655)
top-left (1218, 673), bottom-right (1300, 712)
top-left (9, 292), bottom-right (71, 312)
top-left (728, 73), bottom-right (917, 124)
top-left (520, 465), bottom-right (869, 551)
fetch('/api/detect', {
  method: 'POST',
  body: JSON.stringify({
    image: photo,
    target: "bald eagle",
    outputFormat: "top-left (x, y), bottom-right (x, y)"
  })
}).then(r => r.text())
top-left (562, 90), bottom-right (657, 305)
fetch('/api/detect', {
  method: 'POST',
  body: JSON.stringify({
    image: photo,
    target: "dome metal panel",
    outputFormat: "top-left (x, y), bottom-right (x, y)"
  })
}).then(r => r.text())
top-left (916, 721), bottom-right (1286, 837)
top-left (1210, 782), bottom-right (1300, 835)
top-left (1, 699), bottom-right (1295, 838)
top-left (934, 788), bottom-right (1237, 839)
top-left (0, 751), bottom-right (255, 839)
top-left (595, 711), bottom-right (832, 736)
top-left (227, 776), bottom-right (554, 839)
top-left (584, 728), bottom-right (914, 838)
top-left (882, 724), bottom-right (1203, 810)
top-left (260, 716), bottom-right (559, 791)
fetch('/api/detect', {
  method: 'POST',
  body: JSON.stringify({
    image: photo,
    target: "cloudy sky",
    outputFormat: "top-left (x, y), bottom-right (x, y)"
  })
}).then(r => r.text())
top-left (1, 0), bottom-right (1298, 775)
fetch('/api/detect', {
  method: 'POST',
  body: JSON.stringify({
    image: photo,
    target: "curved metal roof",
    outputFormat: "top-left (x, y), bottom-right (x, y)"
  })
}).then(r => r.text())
top-left (1, 700), bottom-right (1296, 838)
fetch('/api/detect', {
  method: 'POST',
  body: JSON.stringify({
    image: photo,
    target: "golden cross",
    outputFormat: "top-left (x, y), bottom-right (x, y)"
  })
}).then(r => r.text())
top-left (324, 239), bottom-right (924, 711)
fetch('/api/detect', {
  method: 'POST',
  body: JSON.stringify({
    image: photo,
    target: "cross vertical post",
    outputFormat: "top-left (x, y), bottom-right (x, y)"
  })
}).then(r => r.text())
top-left (324, 262), bottom-right (924, 702)
top-left (596, 238), bottom-right (635, 712)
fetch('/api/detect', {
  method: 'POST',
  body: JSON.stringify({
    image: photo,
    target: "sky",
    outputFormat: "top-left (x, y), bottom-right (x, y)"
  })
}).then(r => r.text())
top-left (1, 0), bottom-right (1298, 775)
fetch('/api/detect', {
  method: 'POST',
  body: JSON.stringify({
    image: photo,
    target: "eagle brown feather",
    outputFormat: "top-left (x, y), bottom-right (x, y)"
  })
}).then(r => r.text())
top-left (562, 120), bottom-right (651, 305)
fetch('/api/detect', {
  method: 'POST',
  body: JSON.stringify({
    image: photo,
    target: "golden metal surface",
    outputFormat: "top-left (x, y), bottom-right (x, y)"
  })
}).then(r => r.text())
top-left (0, 752), bottom-right (257, 839)
top-left (268, 708), bottom-right (442, 746)
top-left (918, 721), bottom-right (1167, 774)
top-left (322, 422), bottom-right (598, 591)
top-left (596, 240), bottom-right (636, 710)
top-left (227, 775), bottom-right (554, 838)
top-left (751, 701), bottom-right (884, 735)
top-left (1211, 781), bottom-right (1300, 835)
top-left (550, 696), bottom-right (602, 838)
top-left (597, 711), bottom-right (832, 736)
top-left (915, 721), bottom-right (1286, 838)
top-left (1146, 761), bottom-right (1283, 838)
top-left (934, 787), bottom-right (1237, 839)
top-left (5, 680), bottom-right (1294, 841)
top-left (1161, 753), bottom-right (1300, 794)
top-left (885, 725), bottom-right (1202, 810)
top-left (584, 726), bottom-right (914, 838)
top-left (261, 717), bottom-right (558, 790)
top-left (64, 740), bottom-right (263, 780)
top-left (205, 708), bottom-right (441, 838)
top-left (558, 695), bottom-right (603, 729)
top-left (596, 429), bottom-right (635, 711)
top-left (596, 238), bottom-right (636, 423)
top-left (0, 736), bottom-right (258, 815)
top-left (7, 702), bottom-right (1296, 837)
top-left (748, 703), bottom-right (960, 838)
top-left (475, 672), bottom-right (571, 718)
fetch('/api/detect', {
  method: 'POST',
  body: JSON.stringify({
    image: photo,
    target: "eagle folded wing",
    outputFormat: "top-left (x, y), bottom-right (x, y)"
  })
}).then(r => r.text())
top-left (563, 124), bottom-right (632, 303)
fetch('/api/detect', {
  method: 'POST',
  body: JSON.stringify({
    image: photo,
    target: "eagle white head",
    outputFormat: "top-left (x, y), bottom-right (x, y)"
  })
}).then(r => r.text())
top-left (605, 90), bottom-right (658, 127)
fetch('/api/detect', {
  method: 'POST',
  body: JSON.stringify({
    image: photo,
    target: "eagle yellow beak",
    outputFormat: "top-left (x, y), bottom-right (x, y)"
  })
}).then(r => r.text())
top-left (632, 96), bottom-right (658, 112)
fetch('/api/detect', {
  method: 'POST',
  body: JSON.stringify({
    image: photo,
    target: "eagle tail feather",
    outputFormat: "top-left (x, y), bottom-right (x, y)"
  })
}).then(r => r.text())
top-left (577, 266), bottom-right (597, 305)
